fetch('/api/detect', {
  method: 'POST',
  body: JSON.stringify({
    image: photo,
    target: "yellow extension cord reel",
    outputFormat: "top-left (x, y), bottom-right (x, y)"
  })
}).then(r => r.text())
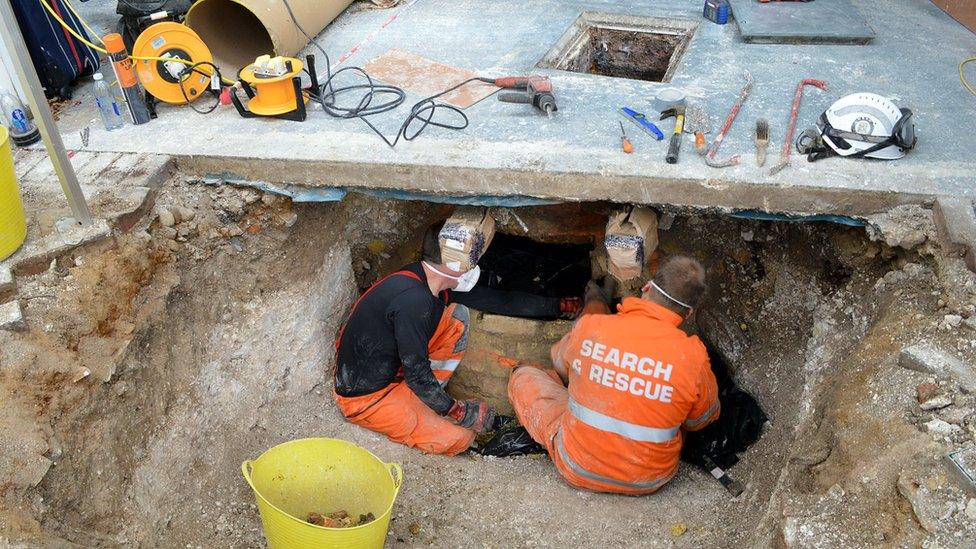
top-left (132, 22), bottom-right (215, 104)
top-left (231, 55), bottom-right (315, 122)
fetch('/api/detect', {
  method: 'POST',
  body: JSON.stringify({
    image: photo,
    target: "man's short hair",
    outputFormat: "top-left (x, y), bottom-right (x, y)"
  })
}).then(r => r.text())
top-left (652, 255), bottom-right (706, 310)
top-left (422, 221), bottom-right (445, 264)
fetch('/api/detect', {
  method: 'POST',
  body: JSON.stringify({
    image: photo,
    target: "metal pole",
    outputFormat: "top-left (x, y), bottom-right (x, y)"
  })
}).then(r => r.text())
top-left (0, 0), bottom-right (93, 225)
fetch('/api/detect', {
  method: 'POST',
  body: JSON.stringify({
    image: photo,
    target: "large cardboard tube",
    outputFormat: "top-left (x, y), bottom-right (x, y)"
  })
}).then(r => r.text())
top-left (185, 0), bottom-right (354, 75)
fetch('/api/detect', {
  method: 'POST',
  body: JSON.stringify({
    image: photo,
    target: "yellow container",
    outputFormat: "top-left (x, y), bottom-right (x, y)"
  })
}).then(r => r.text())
top-left (242, 438), bottom-right (403, 549)
top-left (0, 125), bottom-right (27, 261)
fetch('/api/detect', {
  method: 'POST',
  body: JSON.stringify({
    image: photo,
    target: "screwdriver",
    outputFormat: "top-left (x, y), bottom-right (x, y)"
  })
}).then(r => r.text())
top-left (619, 121), bottom-right (634, 154)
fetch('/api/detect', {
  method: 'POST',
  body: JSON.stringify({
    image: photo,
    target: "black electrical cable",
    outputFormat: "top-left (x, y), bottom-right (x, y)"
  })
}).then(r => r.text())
top-left (178, 60), bottom-right (222, 114)
top-left (280, 0), bottom-right (489, 147)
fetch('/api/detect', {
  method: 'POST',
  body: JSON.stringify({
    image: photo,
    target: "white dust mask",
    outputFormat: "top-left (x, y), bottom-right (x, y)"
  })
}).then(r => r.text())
top-left (453, 266), bottom-right (481, 292)
top-left (423, 263), bottom-right (481, 292)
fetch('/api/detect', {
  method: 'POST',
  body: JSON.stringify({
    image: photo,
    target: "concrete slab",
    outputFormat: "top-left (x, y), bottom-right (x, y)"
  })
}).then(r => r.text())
top-left (1, 218), bottom-right (112, 276)
top-left (728, 0), bottom-right (875, 44)
top-left (933, 197), bottom-right (976, 271)
top-left (61, 0), bottom-right (976, 217)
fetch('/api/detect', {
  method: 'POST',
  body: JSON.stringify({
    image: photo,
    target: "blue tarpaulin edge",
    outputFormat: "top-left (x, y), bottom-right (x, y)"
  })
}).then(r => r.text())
top-left (730, 210), bottom-right (865, 227)
top-left (198, 174), bottom-right (866, 223)
top-left (198, 174), bottom-right (558, 207)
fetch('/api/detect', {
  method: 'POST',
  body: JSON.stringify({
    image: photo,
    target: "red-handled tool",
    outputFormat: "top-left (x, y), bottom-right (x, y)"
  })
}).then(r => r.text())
top-left (768, 78), bottom-right (827, 175)
top-left (705, 72), bottom-right (754, 168)
top-left (487, 76), bottom-right (557, 118)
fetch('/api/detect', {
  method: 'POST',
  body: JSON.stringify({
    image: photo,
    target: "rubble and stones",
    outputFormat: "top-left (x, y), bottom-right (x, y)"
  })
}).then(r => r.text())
top-left (0, 264), bottom-right (15, 302)
top-left (900, 344), bottom-right (976, 392)
top-left (0, 300), bottom-right (26, 331)
top-left (3, 174), bottom-right (976, 546)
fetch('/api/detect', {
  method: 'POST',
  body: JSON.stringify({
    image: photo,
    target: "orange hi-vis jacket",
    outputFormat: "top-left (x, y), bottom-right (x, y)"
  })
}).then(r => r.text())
top-left (553, 297), bottom-right (720, 494)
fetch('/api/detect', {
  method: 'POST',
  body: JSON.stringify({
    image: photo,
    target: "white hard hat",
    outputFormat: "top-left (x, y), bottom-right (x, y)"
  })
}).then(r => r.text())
top-left (817, 93), bottom-right (916, 160)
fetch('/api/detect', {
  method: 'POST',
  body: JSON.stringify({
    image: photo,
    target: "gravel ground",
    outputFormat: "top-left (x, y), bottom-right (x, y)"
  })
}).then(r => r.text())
top-left (1, 179), bottom-right (975, 547)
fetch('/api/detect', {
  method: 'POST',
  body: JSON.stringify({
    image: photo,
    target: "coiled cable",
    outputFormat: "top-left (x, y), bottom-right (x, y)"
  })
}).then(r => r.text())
top-left (281, 0), bottom-right (488, 147)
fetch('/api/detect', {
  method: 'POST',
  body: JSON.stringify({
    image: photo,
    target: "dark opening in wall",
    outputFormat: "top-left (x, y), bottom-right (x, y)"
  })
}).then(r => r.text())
top-left (475, 233), bottom-right (592, 298)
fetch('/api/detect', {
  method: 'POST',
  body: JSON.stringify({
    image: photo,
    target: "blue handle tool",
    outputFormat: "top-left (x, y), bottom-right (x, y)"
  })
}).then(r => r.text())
top-left (620, 107), bottom-right (665, 140)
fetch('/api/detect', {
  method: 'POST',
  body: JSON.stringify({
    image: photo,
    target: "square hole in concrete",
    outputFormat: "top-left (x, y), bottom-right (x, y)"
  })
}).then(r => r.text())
top-left (539, 12), bottom-right (697, 83)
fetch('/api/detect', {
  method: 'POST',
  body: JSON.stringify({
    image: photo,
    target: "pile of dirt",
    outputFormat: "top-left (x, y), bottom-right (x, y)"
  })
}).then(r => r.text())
top-left (307, 510), bottom-right (375, 528)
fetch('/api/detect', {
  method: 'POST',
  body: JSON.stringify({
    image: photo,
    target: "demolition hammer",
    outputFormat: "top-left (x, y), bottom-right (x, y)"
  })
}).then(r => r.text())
top-left (483, 76), bottom-right (557, 118)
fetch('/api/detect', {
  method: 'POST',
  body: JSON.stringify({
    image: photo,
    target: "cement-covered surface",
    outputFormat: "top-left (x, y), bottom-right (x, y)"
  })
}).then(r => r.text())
top-left (61, 0), bottom-right (976, 216)
top-left (728, 0), bottom-right (875, 44)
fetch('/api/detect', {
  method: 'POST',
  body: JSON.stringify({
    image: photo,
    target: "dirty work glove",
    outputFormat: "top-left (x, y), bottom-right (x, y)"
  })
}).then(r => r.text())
top-left (447, 399), bottom-right (496, 434)
top-left (558, 297), bottom-right (583, 320)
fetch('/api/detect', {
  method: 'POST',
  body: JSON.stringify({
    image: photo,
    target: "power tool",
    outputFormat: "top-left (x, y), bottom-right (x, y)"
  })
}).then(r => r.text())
top-left (487, 76), bottom-right (557, 118)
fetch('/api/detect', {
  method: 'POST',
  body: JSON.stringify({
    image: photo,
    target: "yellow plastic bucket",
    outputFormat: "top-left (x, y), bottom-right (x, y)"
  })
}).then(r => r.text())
top-left (0, 125), bottom-right (27, 261)
top-left (242, 438), bottom-right (403, 549)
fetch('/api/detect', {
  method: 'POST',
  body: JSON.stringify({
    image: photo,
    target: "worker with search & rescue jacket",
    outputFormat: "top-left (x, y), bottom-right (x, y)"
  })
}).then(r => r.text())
top-left (508, 255), bottom-right (720, 494)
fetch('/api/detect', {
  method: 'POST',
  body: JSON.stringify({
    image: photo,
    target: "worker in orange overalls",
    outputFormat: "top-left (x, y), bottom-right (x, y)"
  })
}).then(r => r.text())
top-left (508, 255), bottom-right (720, 494)
top-left (333, 224), bottom-right (584, 455)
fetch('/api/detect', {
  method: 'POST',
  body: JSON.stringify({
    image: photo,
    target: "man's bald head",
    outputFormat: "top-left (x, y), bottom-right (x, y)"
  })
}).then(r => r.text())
top-left (645, 255), bottom-right (706, 314)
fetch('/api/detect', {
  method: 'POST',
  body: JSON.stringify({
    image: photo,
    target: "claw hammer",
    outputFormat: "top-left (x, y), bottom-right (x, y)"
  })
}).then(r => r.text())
top-left (660, 105), bottom-right (686, 164)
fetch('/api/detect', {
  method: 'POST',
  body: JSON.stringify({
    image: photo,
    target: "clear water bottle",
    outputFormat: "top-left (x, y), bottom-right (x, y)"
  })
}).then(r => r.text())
top-left (92, 73), bottom-right (124, 131)
top-left (0, 87), bottom-right (40, 145)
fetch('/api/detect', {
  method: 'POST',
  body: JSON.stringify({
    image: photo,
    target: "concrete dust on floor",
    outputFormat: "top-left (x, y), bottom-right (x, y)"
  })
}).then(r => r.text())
top-left (1, 177), bottom-right (976, 547)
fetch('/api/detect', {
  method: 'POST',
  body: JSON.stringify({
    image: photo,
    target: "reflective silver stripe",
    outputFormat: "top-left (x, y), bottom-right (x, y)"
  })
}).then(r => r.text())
top-left (430, 358), bottom-right (461, 374)
top-left (431, 359), bottom-right (461, 387)
top-left (555, 432), bottom-right (672, 492)
top-left (568, 398), bottom-right (679, 443)
top-left (683, 400), bottom-right (720, 429)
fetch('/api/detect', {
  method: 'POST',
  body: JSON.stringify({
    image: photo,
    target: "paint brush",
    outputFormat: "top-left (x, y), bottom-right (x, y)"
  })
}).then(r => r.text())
top-left (755, 119), bottom-right (769, 167)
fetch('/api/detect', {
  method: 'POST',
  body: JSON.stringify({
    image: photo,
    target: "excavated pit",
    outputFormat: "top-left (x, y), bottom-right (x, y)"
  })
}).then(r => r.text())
top-left (6, 178), bottom-right (971, 547)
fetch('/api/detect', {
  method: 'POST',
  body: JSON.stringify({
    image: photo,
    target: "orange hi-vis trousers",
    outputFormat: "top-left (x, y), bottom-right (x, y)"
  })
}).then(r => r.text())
top-left (509, 298), bottom-right (620, 492)
top-left (509, 296), bottom-right (718, 495)
top-left (334, 304), bottom-right (474, 455)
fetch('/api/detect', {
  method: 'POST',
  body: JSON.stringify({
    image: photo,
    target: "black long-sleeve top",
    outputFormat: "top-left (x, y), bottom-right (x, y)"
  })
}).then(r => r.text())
top-left (335, 262), bottom-right (560, 414)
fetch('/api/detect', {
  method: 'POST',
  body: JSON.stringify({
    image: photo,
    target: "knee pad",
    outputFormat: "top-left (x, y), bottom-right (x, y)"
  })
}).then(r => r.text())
top-left (451, 304), bottom-right (470, 353)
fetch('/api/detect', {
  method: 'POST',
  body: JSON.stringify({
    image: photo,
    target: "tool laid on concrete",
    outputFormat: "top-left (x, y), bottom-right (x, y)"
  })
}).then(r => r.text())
top-left (660, 105), bottom-right (686, 164)
top-left (703, 0), bottom-right (731, 24)
top-left (132, 22), bottom-right (215, 106)
top-left (755, 118), bottom-right (769, 167)
top-left (705, 72), bottom-right (753, 168)
top-left (232, 54), bottom-right (319, 121)
top-left (619, 121), bottom-right (633, 154)
top-left (684, 104), bottom-right (710, 156)
top-left (653, 87), bottom-right (686, 112)
top-left (620, 107), bottom-right (665, 140)
top-left (801, 93), bottom-right (916, 162)
top-left (795, 127), bottom-right (825, 159)
top-left (490, 76), bottom-right (556, 118)
top-left (768, 78), bottom-right (827, 175)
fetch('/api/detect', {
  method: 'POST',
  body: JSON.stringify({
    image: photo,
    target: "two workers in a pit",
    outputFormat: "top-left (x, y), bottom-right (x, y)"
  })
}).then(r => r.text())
top-left (333, 217), bottom-right (720, 495)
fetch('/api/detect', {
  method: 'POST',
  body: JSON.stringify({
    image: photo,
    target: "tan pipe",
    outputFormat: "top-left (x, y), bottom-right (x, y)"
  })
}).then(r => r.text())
top-left (185, 0), bottom-right (354, 75)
